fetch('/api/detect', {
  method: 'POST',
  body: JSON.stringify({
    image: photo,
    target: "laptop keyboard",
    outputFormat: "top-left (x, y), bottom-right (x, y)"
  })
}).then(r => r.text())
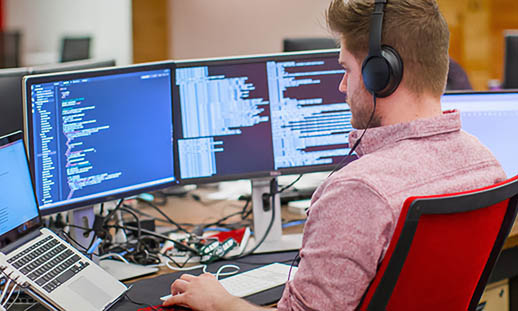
top-left (7, 235), bottom-right (90, 293)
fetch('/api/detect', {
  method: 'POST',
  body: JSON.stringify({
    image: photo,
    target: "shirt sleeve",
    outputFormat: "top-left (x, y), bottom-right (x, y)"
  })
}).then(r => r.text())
top-left (277, 178), bottom-right (394, 311)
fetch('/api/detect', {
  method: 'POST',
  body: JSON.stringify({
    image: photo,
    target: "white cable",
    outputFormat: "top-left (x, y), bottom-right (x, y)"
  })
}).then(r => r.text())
top-left (2, 285), bottom-right (17, 308)
top-left (0, 280), bottom-right (11, 305)
top-left (5, 288), bottom-right (20, 310)
top-left (214, 264), bottom-right (240, 280)
top-left (0, 268), bottom-right (27, 310)
top-left (164, 261), bottom-right (240, 280)
top-left (22, 303), bottom-right (37, 311)
top-left (165, 261), bottom-right (207, 272)
top-left (98, 253), bottom-right (129, 264)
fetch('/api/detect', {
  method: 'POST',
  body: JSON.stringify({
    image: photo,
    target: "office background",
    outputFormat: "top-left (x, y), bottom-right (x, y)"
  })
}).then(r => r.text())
top-left (1, 0), bottom-right (517, 91)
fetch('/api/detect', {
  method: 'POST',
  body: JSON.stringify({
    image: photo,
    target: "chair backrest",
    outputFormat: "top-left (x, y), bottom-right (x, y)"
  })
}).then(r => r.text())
top-left (359, 176), bottom-right (518, 311)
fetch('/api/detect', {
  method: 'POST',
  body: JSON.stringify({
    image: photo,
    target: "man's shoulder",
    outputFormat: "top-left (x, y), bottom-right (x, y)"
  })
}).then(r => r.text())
top-left (331, 129), bottom-right (504, 198)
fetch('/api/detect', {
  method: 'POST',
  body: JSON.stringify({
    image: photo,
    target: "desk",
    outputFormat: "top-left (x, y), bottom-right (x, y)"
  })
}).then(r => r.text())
top-left (492, 219), bottom-right (518, 311)
top-left (116, 190), bottom-right (518, 310)
top-left (504, 220), bottom-right (518, 250)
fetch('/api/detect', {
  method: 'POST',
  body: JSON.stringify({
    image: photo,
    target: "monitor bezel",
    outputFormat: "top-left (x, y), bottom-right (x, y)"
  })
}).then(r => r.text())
top-left (23, 61), bottom-right (179, 215)
top-left (173, 49), bottom-right (351, 185)
top-left (0, 131), bottom-right (42, 249)
top-left (30, 58), bottom-right (116, 75)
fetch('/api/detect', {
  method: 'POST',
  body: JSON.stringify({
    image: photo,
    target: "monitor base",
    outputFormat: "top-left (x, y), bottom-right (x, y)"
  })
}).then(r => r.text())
top-left (68, 205), bottom-right (95, 249)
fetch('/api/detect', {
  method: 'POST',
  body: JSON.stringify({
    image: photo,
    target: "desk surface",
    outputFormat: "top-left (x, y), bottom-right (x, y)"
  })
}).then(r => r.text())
top-left (504, 220), bottom-right (518, 250)
top-left (137, 187), bottom-right (518, 250)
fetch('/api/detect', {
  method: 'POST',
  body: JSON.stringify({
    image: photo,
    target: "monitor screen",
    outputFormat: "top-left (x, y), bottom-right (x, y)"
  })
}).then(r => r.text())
top-left (503, 32), bottom-right (518, 89)
top-left (0, 67), bottom-right (31, 137)
top-left (24, 62), bottom-right (177, 215)
top-left (174, 50), bottom-right (352, 184)
top-left (441, 91), bottom-right (518, 177)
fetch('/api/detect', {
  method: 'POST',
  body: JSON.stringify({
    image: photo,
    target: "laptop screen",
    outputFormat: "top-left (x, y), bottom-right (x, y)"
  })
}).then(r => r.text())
top-left (0, 133), bottom-right (40, 247)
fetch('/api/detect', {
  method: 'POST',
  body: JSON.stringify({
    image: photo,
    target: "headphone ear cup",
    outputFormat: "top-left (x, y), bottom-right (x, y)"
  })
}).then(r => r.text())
top-left (362, 55), bottom-right (391, 96)
top-left (361, 45), bottom-right (404, 98)
top-left (379, 45), bottom-right (403, 97)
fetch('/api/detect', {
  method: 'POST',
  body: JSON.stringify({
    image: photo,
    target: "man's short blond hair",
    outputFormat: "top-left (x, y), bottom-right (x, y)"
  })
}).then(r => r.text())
top-left (327, 0), bottom-right (450, 97)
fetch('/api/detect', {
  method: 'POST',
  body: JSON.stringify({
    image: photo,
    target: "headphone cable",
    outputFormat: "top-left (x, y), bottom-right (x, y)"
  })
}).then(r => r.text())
top-left (328, 94), bottom-right (377, 177)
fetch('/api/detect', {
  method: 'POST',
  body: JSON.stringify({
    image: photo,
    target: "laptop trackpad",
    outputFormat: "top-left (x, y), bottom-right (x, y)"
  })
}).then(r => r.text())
top-left (69, 276), bottom-right (111, 309)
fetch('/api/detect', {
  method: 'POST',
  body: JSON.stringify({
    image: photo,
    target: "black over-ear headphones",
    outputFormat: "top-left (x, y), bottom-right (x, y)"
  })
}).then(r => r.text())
top-left (361, 0), bottom-right (403, 98)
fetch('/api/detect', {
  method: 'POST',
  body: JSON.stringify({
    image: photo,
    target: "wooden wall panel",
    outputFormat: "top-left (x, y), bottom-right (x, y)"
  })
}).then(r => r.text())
top-left (132, 0), bottom-right (169, 63)
top-left (489, 0), bottom-right (518, 82)
top-left (437, 0), bottom-right (518, 90)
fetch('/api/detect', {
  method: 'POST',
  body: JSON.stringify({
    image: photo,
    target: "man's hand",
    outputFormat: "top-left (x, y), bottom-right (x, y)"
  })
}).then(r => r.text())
top-left (163, 273), bottom-right (271, 311)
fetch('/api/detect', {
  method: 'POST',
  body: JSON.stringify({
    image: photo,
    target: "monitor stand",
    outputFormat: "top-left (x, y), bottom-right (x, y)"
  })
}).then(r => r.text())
top-left (250, 178), bottom-right (303, 253)
top-left (67, 205), bottom-right (95, 250)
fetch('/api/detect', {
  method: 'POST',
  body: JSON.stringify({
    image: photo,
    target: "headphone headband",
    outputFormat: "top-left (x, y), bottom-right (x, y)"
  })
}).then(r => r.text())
top-left (361, 0), bottom-right (403, 98)
top-left (368, 0), bottom-right (387, 57)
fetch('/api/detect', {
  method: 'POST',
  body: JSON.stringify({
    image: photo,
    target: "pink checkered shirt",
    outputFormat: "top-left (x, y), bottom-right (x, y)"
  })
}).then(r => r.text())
top-left (277, 111), bottom-right (506, 311)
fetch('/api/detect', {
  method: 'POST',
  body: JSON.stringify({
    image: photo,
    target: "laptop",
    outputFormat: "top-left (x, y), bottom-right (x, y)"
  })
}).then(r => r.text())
top-left (0, 131), bottom-right (127, 311)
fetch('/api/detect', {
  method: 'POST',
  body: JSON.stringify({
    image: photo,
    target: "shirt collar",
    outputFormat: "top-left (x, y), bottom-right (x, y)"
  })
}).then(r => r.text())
top-left (348, 110), bottom-right (461, 156)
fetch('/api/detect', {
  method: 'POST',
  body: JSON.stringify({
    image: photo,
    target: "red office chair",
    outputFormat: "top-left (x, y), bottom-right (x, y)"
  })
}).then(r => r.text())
top-left (358, 176), bottom-right (518, 311)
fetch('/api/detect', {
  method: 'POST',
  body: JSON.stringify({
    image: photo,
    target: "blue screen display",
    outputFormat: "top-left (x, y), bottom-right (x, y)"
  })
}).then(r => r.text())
top-left (29, 69), bottom-right (175, 212)
top-left (442, 92), bottom-right (518, 177)
top-left (0, 140), bottom-right (39, 236)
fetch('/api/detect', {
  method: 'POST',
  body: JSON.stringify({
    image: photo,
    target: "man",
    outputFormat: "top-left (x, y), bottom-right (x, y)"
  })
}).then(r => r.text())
top-left (164, 0), bottom-right (506, 310)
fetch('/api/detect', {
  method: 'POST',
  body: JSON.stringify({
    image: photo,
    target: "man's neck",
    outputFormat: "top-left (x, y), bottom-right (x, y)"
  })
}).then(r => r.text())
top-left (377, 88), bottom-right (442, 126)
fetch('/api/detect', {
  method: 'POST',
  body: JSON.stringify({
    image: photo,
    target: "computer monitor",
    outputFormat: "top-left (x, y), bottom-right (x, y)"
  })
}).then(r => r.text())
top-left (441, 91), bottom-right (518, 177)
top-left (174, 49), bottom-right (349, 252)
top-left (23, 61), bottom-right (177, 216)
top-left (0, 30), bottom-right (21, 68)
top-left (283, 37), bottom-right (338, 52)
top-left (60, 36), bottom-right (91, 63)
top-left (174, 49), bottom-right (350, 183)
top-left (502, 32), bottom-right (518, 89)
top-left (31, 59), bottom-right (116, 75)
top-left (0, 67), bottom-right (31, 137)
top-left (0, 61), bottom-right (116, 138)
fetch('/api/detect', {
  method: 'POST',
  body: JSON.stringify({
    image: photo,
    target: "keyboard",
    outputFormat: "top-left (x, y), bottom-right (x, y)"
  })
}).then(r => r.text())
top-left (7, 235), bottom-right (89, 293)
top-left (161, 262), bottom-right (297, 301)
